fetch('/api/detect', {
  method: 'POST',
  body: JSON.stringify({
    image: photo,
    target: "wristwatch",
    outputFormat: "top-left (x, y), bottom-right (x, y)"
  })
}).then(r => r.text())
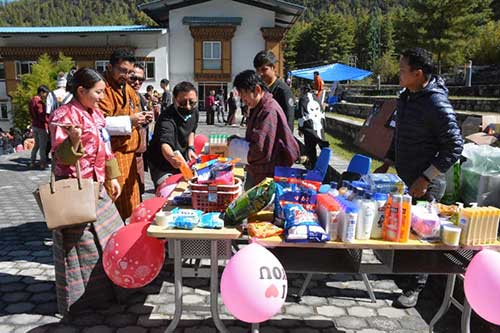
top-left (187, 145), bottom-right (195, 152)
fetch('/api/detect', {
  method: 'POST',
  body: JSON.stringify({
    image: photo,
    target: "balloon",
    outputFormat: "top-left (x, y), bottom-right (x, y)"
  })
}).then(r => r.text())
top-left (194, 134), bottom-right (208, 155)
top-left (220, 243), bottom-right (287, 323)
top-left (129, 197), bottom-right (167, 224)
top-left (103, 222), bottom-right (165, 289)
top-left (464, 249), bottom-right (500, 325)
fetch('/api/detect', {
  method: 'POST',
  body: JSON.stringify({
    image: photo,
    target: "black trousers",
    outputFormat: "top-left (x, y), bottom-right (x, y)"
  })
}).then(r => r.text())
top-left (405, 174), bottom-right (447, 291)
top-left (303, 128), bottom-right (329, 167)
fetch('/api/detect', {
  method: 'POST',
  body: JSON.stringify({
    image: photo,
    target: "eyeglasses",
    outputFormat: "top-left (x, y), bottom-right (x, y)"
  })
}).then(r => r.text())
top-left (177, 100), bottom-right (198, 108)
top-left (130, 76), bottom-right (145, 83)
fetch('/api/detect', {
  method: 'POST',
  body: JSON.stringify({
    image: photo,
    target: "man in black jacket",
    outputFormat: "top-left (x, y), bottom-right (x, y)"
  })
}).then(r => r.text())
top-left (253, 50), bottom-right (295, 133)
top-left (375, 48), bottom-right (464, 308)
top-left (147, 81), bottom-right (199, 188)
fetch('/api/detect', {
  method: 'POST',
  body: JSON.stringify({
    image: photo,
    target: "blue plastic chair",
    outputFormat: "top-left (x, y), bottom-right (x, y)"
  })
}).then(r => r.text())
top-left (347, 154), bottom-right (372, 176)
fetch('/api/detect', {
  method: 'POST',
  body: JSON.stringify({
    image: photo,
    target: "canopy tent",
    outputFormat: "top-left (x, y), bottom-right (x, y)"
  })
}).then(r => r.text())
top-left (290, 63), bottom-right (372, 82)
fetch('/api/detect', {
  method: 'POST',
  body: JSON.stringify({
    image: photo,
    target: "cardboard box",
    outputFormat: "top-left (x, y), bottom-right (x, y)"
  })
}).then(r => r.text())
top-left (209, 143), bottom-right (229, 157)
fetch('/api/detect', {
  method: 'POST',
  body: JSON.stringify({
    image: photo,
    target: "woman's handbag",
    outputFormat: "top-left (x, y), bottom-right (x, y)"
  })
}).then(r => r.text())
top-left (34, 161), bottom-right (98, 230)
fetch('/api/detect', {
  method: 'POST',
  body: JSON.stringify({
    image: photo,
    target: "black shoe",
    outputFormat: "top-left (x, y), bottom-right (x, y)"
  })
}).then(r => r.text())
top-left (393, 289), bottom-right (421, 308)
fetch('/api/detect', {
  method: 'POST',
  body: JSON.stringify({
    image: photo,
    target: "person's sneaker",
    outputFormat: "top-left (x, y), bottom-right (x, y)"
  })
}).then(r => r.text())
top-left (393, 289), bottom-right (421, 308)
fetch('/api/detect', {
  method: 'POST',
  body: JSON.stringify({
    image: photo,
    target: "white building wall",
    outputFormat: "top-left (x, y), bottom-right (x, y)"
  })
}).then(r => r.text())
top-left (169, 0), bottom-right (275, 87)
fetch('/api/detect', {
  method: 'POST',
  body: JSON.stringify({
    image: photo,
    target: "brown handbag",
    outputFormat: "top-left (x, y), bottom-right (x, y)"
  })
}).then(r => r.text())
top-left (34, 161), bottom-right (99, 230)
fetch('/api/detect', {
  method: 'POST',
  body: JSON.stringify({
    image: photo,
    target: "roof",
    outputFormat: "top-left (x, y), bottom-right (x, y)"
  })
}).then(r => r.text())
top-left (182, 16), bottom-right (242, 26)
top-left (0, 25), bottom-right (164, 34)
top-left (138, 0), bottom-right (305, 29)
top-left (290, 63), bottom-right (372, 82)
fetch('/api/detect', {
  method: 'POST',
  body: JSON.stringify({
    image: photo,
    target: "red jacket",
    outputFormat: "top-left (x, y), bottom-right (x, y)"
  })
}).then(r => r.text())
top-left (29, 95), bottom-right (47, 129)
top-left (246, 92), bottom-right (300, 183)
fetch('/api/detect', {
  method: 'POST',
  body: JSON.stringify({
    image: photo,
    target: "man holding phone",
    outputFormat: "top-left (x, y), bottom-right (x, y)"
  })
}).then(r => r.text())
top-left (99, 49), bottom-right (144, 220)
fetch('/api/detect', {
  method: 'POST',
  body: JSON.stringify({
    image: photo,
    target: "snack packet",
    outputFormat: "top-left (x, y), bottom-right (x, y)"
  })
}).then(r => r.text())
top-left (247, 222), bottom-right (283, 238)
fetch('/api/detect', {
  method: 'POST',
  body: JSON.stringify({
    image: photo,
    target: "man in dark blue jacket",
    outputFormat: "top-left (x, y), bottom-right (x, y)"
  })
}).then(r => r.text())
top-left (375, 47), bottom-right (464, 308)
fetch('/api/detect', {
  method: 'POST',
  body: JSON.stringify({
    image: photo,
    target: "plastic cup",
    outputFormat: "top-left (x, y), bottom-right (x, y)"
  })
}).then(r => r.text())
top-left (442, 224), bottom-right (462, 246)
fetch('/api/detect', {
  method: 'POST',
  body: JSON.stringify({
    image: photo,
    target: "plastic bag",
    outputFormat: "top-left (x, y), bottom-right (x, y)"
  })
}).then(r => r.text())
top-left (224, 178), bottom-right (275, 226)
top-left (247, 222), bottom-right (283, 238)
top-left (461, 143), bottom-right (500, 205)
top-left (283, 204), bottom-right (329, 242)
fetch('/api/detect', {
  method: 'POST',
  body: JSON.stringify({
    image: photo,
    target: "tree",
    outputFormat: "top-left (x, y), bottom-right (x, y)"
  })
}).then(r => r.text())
top-left (11, 53), bottom-right (74, 129)
top-left (397, 0), bottom-right (492, 72)
top-left (366, 7), bottom-right (382, 69)
top-left (471, 20), bottom-right (500, 65)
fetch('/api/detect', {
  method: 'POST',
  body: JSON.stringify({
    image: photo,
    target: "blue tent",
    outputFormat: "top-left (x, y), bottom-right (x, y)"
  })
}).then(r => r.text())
top-left (290, 63), bottom-right (372, 82)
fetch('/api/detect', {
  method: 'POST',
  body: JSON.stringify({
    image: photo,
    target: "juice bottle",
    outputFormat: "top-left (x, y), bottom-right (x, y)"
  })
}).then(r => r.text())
top-left (399, 194), bottom-right (412, 242)
top-left (173, 150), bottom-right (194, 180)
top-left (383, 194), bottom-right (402, 242)
top-left (459, 208), bottom-right (473, 245)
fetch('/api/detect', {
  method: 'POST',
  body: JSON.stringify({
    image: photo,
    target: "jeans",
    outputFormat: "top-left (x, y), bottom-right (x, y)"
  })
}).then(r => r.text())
top-left (31, 127), bottom-right (48, 165)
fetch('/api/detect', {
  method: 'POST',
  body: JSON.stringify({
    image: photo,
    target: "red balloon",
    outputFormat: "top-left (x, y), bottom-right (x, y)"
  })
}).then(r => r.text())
top-left (129, 197), bottom-right (167, 224)
top-left (194, 134), bottom-right (208, 155)
top-left (103, 222), bottom-right (165, 289)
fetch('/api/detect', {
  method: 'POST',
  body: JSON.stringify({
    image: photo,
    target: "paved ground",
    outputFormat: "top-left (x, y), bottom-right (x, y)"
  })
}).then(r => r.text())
top-left (0, 114), bottom-right (489, 332)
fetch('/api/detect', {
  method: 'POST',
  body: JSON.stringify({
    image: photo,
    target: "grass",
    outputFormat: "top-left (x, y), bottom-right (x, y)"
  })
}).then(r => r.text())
top-left (324, 131), bottom-right (396, 174)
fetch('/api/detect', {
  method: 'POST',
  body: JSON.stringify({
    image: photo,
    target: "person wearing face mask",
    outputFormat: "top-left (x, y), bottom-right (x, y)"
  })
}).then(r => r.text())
top-left (48, 67), bottom-right (124, 314)
top-left (147, 81), bottom-right (199, 188)
top-left (99, 48), bottom-right (143, 220)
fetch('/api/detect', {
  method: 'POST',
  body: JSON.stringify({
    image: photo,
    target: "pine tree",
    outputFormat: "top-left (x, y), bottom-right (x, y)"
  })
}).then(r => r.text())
top-left (399, 0), bottom-right (492, 72)
top-left (367, 7), bottom-right (382, 69)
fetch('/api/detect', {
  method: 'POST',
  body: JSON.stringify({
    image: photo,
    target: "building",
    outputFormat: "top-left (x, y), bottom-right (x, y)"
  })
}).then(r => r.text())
top-left (139, 0), bottom-right (304, 108)
top-left (0, 0), bottom-right (304, 129)
top-left (0, 25), bottom-right (166, 129)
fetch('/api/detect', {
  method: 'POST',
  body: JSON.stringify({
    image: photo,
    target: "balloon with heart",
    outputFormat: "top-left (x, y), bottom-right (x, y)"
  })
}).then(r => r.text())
top-left (220, 243), bottom-right (287, 323)
top-left (103, 221), bottom-right (165, 289)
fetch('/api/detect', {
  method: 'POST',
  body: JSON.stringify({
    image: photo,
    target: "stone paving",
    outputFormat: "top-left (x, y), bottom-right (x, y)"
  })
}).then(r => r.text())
top-left (0, 114), bottom-right (487, 332)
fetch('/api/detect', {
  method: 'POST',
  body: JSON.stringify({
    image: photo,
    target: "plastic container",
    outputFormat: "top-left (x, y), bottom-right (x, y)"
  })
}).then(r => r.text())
top-left (371, 192), bottom-right (388, 239)
top-left (442, 224), bottom-right (461, 246)
top-left (316, 194), bottom-right (342, 241)
top-left (341, 204), bottom-right (358, 243)
top-left (383, 194), bottom-right (403, 242)
top-left (154, 210), bottom-right (172, 227)
top-left (189, 178), bottom-right (242, 212)
top-left (328, 181), bottom-right (339, 197)
top-left (356, 193), bottom-right (376, 240)
top-left (399, 194), bottom-right (412, 242)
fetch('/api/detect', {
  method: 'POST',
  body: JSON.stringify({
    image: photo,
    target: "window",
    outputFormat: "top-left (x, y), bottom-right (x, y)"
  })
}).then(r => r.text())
top-left (137, 60), bottom-right (155, 80)
top-left (203, 41), bottom-right (221, 70)
top-left (0, 103), bottom-right (8, 120)
top-left (95, 60), bottom-right (109, 74)
top-left (0, 63), bottom-right (4, 80)
top-left (15, 61), bottom-right (36, 78)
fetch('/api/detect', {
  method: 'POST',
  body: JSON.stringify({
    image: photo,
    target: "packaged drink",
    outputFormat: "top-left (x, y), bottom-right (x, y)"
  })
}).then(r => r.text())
top-left (173, 150), bottom-right (194, 180)
top-left (371, 192), bottom-right (388, 239)
top-left (383, 194), bottom-right (403, 242)
top-left (356, 192), bottom-right (376, 240)
top-left (360, 173), bottom-right (404, 194)
top-left (399, 194), bottom-right (412, 242)
top-left (341, 203), bottom-right (358, 243)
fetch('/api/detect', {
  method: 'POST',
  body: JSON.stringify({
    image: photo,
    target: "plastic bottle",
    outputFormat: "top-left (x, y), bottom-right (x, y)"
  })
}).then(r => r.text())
top-left (328, 181), bottom-right (339, 197)
top-left (338, 181), bottom-right (350, 197)
top-left (399, 194), bottom-right (412, 242)
top-left (341, 203), bottom-right (359, 243)
top-left (383, 194), bottom-right (403, 242)
top-left (371, 192), bottom-right (388, 239)
top-left (356, 192), bottom-right (376, 240)
top-left (173, 150), bottom-right (194, 180)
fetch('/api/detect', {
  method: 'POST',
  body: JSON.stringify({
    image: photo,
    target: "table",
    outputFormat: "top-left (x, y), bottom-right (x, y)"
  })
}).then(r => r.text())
top-left (147, 225), bottom-right (241, 333)
top-left (147, 224), bottom-right (500, 333)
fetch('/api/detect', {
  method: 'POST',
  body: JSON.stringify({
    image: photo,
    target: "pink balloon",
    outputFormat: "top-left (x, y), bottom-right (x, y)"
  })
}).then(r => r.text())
top-left (221, 243), bottom-right (287, 323)
top-left (194, 134), bottom-right (208, 155)
top-left (129, 197), bottom-right (166, 224)
top-left (464, 249), bottom-right (500, 325)
top-left (103, 222), bottom-right (165, 289)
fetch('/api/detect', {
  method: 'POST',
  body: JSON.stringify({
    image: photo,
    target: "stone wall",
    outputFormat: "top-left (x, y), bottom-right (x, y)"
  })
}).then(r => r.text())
top-left (325, 115), bottom-right (362, 141)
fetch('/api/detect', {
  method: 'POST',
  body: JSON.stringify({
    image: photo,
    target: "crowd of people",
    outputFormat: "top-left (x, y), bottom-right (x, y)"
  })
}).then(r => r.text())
top-left (19, 45), bottom-right (463, 314)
